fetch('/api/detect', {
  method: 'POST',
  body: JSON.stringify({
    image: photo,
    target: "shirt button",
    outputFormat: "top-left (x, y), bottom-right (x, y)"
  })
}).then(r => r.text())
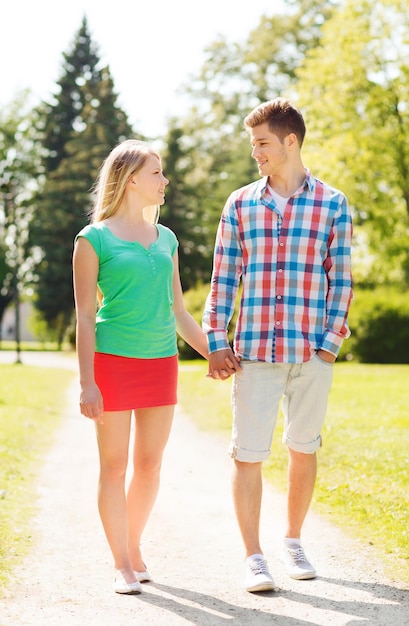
top-left (277, 295), bottom-right (282, 300)
top-left (276, 321), bottom-right (281, 325)
top-left (279, 242), bottom-right (284, 247)
top-left (278, 268), bottom-right (283, 273)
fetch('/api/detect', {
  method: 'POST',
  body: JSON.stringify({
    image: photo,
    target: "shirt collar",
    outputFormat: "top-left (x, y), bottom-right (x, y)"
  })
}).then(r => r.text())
top-left (258, 168), bottom-right (315, 198)
top-left (303, 168), bottom-right (315, 192)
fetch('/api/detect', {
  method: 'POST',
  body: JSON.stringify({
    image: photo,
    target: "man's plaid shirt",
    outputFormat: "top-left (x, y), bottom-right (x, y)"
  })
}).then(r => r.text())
top-left (203, 171), bottom-right (353, 363)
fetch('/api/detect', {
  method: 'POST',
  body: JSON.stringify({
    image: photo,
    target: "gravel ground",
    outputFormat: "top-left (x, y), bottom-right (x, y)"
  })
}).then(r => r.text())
top-left (0, 352), bottom-right (408, 625)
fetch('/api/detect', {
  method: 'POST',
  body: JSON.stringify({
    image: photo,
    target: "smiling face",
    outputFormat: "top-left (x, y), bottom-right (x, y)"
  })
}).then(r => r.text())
top-left (249, 122), bottom-right (289, 178)
top-left (131, 154), bottom-right (169, 206)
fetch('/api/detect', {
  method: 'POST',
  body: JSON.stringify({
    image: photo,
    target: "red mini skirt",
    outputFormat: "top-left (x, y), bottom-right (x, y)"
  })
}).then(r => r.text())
top-left (94, 352), bottom-right (178, 411)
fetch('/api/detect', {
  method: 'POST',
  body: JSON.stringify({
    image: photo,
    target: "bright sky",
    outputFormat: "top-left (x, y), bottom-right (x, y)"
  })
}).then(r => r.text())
top-left (2, 0), bottom-right (281, 137)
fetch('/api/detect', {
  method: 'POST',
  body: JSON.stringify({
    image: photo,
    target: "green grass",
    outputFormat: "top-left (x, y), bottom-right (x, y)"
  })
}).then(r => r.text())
top-left (0, 364), bottom-right (76, 592)
top-left (1, 358), bottom-right (407, 591)
top-left (178, 361), bottom-right (409, 584)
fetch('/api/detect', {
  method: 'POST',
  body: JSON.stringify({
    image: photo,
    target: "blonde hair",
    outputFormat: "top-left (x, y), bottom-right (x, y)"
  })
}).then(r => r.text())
top-left (90, 139), bottom-right (161, 224)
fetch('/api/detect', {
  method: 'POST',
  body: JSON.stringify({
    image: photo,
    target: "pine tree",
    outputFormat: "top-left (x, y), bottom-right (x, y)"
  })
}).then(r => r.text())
top-left (29, 17), bottom-right (136, 345)
top-left (160, 124), bottom-right (212, 290)
top-left (40, 17), bottom-right (103, 174)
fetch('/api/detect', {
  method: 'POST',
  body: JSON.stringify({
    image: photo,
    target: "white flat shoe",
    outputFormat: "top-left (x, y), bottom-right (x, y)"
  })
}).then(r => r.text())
top-left (134, 568), bottom-right (152, 583)
top-left (113, 570), bottom-right (142, 594)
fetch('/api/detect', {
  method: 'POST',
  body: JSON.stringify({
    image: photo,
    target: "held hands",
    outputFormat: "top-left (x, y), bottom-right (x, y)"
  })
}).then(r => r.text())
top-left (206, 348), bottom-right (242, 380)
top-left (79, 383), bottom-right (105, 424)
top-left (206, 349), bottom-right (335, 380)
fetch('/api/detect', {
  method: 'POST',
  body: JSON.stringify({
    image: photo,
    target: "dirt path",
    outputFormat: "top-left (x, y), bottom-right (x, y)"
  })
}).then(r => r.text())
top-left (0, 353), bottom-right (408, 625)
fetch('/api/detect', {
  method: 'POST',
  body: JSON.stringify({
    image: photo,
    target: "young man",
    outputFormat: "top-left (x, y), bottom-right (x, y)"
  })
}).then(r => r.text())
top-left (203, 97), bottom-right (353, 593)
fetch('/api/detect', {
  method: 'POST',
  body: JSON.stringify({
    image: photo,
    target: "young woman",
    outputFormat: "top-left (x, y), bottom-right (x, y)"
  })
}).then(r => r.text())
top-left (72, 139), bottom-right (208, 594)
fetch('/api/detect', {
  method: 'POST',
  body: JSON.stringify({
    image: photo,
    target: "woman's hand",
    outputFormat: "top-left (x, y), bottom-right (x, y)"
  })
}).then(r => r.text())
top-left (79, 383), bottom-right (104, 424)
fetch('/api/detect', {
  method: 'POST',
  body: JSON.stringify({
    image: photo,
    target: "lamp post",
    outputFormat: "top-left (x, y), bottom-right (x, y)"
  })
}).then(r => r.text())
top-left (13, 268), bottom-right (22, 364)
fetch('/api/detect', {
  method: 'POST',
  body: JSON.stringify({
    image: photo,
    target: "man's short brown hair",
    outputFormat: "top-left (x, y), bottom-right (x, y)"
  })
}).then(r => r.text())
top-left (244, 97), bottom-right (306, 147)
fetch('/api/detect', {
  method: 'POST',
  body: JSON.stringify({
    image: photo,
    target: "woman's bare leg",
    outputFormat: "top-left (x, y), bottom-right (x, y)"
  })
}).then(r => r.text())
top-left (95, 410), bottom-right (136, 582)
top-left (127, 405), bottom-right (174, 572)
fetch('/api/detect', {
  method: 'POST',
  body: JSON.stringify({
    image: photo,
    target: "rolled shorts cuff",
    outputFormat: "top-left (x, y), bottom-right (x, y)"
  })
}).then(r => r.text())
top-left (283, 434), bottom-right (322, 454)
top-left (228, 443), bottom-right (271, 463)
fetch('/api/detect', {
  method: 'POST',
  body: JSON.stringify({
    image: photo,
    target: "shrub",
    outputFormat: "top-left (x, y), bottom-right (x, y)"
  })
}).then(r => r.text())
top-left (179, 283), bottom-right (239, 360)
top-left (181, 284), bottom-right (409, 364)
top-left (346, 287), bottom-right (409, 363)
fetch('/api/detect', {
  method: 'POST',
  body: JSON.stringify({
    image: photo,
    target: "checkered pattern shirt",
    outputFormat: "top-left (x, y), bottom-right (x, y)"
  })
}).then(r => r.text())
top-left (203, 171), bottom-right (353, 363)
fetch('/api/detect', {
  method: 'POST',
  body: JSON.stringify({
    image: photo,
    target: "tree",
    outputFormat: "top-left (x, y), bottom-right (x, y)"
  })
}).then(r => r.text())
top-left (29, 18), bottom-right (135, 344)
top-left (39, 17), bottom-right (103, 174)
top-left (160, 124), bottom-right (210, 290)
top-left (242, 0), bottom-right (339, 103)
top-left (183, 0), bottom-right (338, 125)
top-left (0, 94), bottom-right (43, 350)
top-left (160, 0), bottom-right (337, 282)
top-left (295, 0), bottom-right (409, 286)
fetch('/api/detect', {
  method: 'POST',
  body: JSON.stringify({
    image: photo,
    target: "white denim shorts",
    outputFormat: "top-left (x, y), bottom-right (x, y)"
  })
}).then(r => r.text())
top-left (229, 354), bottom-right (334, 462)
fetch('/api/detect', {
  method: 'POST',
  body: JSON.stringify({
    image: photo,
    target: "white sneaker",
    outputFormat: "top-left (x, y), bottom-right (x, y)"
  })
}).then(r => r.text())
top-left (244, 554), bottom-right (276, 592)
top-left (281, 544), bottom-right (316, 580)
